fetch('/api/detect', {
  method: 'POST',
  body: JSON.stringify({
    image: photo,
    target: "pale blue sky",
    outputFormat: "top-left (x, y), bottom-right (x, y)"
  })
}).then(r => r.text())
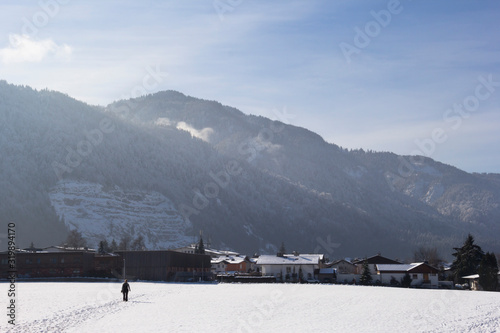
top-left (1, 0), bottom-right (499, 173)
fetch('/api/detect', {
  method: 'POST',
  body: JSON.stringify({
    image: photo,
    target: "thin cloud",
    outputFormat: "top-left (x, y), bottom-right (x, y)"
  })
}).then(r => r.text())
top-left (0, 34), bottom-right (72, 64)
top-left (176, 122), bottom-right (214, 143)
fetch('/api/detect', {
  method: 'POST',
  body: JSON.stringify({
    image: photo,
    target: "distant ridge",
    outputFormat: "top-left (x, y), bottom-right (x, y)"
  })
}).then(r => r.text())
top-left (1, 80), bottom-right (499, 259)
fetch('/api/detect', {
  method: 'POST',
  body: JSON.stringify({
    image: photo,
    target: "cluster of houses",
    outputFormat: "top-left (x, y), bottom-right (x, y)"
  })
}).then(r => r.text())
top-left (175, 244), bottom-right (444, 288)
top-left (2, 243), bottom-right (496, 290)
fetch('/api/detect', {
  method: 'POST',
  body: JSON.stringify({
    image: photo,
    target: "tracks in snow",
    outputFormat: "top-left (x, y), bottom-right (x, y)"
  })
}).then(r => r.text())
top-left (8, 294), bottom-right (146, 333)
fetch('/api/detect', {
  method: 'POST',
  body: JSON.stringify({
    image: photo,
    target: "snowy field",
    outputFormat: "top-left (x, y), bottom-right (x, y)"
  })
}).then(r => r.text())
top-left (2, 282), bottom-right (500, 332)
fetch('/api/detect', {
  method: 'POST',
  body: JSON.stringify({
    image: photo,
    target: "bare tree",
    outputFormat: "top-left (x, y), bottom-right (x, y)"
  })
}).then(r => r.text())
top-left (118, 234), bottom-right (132, 251)
top-left (413, 246), bottom-right (442, 267)
top-left (65, 229), bottom-right (87, 249)
top-left (130, 235), bottom-right (146, 251)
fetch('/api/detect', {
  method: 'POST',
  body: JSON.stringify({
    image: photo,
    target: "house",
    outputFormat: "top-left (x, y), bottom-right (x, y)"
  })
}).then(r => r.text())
top-left (211, 257), bottom-right (228, 274)
top-left (318, 268), bottom-right (336, 283)
top-left (225, 255), bottom-right (253, 273)
top-left (462, 272), bottom-right (500, 291)
top-left (376, 262), bottom-right (440, 288)
top-left (327, 259), bottom-right (356, 274)
top-left (325, 259), bottom-right (357, 284)
top-left (211, 254), bottom-right (254, 275)
top-left (256, 253), bottom-right (324, 282)
top-left (462, 274), bottom-right (481, 290)
top-left (353, 254), bottom-right (401, 276)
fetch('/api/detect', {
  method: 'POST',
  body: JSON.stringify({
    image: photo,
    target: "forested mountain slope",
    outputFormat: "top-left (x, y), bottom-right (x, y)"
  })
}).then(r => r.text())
top-left (1, 81), bottom-right (498, 258)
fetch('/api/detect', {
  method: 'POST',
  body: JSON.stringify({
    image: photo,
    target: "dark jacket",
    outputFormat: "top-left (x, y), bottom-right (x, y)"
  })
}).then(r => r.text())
top-left (121, 282), bottom-right (130, 293)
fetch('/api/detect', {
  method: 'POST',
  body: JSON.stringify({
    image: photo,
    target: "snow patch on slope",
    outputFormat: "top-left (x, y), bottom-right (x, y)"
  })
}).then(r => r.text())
top-left (423, 183), bottom-right (445, 204)
top-left (345, 166), bottom-right (366, 179)
top-left (49, 180), bottom-right (191, 249)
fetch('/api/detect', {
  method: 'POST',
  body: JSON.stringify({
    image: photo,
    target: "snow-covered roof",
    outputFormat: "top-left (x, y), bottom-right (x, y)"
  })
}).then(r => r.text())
top-left (212, 250), bottom-right (240, 256)
top-left (462, 274), bottom-right (480, 279)
top-left (376, 262), bottom-right (441, 273)
top-left (210, 258), bottom-right (228, 264)
top-left (211, 255), bottom-right (247, 265)
top-left (173, 245), bottom-right (239, 258)
top-left (377, 263), bottom-right (419, 272)
top-left (16, 245), bottom-right (96, 253)
top-left (256, 254), bottom-right (323, 265)
top-left (328, 259), bottom-right (355, 266)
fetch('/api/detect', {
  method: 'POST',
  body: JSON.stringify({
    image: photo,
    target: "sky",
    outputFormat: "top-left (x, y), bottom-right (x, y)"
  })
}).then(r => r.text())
top-left (0, 0), bottom-right (499, 173)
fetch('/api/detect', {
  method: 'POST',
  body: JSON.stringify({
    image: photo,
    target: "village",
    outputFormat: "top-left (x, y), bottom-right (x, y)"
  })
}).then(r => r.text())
top-left (2, 235), bottom-right (498, 291)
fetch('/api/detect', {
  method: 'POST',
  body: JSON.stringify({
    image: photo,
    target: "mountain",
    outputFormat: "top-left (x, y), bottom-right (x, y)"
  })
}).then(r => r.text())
top-left (1, 81), bottom-right (499, 259)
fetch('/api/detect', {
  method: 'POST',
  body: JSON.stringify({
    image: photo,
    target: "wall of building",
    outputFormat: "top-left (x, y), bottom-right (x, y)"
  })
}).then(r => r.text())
top-left (260, 264), bottom-right (316, 282)
top-left (1, 250), bottom-right (211, 282)
top-left (0, 252), bottom-right (94, 278)
top-left (116, 250), bottom-right (211, 281)
top-left (378, 272), bottom-right (438, 287)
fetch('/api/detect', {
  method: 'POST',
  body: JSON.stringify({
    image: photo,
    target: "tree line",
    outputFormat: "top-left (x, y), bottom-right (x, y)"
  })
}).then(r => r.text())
top-left (450, 234), bottom-right (498, 291)
top-left (62, 229), bottom-right (147, 253)
top-left (411, 234), bottom-right (499, 291)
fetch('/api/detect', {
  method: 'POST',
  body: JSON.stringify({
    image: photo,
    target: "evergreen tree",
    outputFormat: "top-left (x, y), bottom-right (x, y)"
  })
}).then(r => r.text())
top-left (98, 240), bottom-right (109, 254)
top-left (195, 237), bottom-right (205, 255)
top-left (359, 260), bottom-right (372, 285)
top-left (278, 242), bottom-right (286, 256)
top-left (478, 252), bottom-right (498, 291)
top-left (401, 272), bottom-right (412, 288)
top-left (390, 276), bottom-right (399, 286)
top-left (110, 239), bottom-right (118, 252)
top-left (451, 234), bottom-right (484, 283)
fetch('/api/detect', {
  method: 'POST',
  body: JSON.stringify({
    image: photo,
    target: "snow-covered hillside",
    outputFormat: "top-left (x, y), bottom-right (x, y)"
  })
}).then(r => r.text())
top-left (2, 282), bottom-right (499, 332)
top-left (49, 181), bottom-right (191, 249)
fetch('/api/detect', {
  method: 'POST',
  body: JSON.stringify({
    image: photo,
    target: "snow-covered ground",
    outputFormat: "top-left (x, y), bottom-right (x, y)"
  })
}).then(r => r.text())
top-left (2, 282), bottom-right (499, 332)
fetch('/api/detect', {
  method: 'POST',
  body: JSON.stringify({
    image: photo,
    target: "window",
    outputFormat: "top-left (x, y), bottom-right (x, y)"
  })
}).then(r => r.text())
top-left (50, 258), bottom-right (57, 264)
top-left (412, 274), bottom-right (418, 279)
top-left (286, 267), bottom-right (291, 274)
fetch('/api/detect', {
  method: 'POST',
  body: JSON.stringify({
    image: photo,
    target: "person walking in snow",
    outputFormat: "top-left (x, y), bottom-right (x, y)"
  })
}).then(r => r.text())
top-left (121, 279), bottom-right (131, 301)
